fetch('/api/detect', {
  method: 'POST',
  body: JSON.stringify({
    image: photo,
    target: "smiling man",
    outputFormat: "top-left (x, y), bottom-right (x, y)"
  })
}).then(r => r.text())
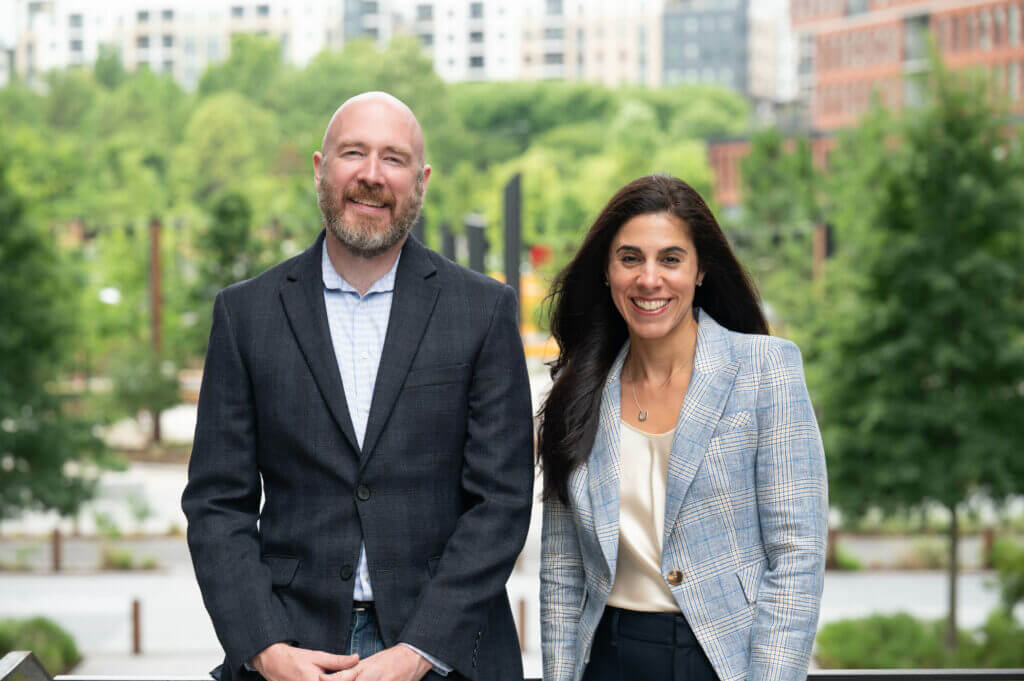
top-left (183, 92), bottom-right (534, 681)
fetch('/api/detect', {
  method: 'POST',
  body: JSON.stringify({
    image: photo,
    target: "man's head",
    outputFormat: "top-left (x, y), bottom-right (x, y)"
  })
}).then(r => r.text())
top-left (313, 92), bottom-right (431, 258)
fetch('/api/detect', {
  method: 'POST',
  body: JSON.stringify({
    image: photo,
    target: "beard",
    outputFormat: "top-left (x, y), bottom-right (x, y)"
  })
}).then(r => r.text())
top-left (318, 171), bottom-right (424, 259)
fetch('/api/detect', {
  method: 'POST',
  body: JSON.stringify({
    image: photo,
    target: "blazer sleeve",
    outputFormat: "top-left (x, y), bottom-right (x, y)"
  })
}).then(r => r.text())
top-left (398, 285), bottom-right (535, 676)
top-left (749, 340), bottom-right (829, 681)
top-left (181, 291), bottom-right (294, 674)
top-left (540, 496), bottom-right (586, 681)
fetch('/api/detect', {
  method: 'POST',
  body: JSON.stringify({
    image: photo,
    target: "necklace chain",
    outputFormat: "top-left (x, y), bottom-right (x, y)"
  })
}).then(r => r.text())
top-left (629, 357), bottom-right (687, 423)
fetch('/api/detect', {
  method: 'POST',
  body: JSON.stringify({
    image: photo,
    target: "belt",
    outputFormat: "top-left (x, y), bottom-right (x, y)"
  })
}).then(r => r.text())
top-left (352, 600), bottom-right (375, 612)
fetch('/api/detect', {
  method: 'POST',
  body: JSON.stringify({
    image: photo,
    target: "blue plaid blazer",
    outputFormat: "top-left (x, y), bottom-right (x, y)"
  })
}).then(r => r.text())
top-left (541, 311), bottom-right (828, 681)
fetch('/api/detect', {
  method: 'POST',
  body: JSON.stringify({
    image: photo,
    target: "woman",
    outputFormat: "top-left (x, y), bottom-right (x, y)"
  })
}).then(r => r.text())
top-left (538, 175), bottom-right (827, 681)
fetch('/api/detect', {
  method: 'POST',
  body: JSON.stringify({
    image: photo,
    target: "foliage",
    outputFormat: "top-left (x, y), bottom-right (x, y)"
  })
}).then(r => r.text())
top-left (989, 537), bottom-right (1024, 612)
top-left (810, 54), bottom-right (1024, 640)
top-left (0, 157), bottom-right (111, 521)
top-left (99, 545), bottom-right (160, 570)
top-left (0, 617), bottom-right (82, 673)
top-left (815, 613), bottom-right (1024, 668)
top-left (107, 345), bottom-right (181, 429)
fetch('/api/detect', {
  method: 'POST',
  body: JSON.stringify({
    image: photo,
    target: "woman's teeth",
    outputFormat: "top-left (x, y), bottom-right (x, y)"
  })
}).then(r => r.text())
top-left (633, 299), bottom-right (668, 311)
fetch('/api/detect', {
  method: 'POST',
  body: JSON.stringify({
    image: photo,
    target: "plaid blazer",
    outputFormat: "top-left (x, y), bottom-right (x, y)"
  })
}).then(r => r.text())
top-left (541, 311), bottom-right (828, 681)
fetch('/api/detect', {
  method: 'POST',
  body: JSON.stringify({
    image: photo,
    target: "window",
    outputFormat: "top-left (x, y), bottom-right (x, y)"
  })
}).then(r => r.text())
top-left (137, 35), bottom-right (150, 48)
top-left (544, 52), bottom-right (563, 64)
top-left (257, 5), bottom-right (270, 17)
top-left (362, 1), bottom-right (379, 13)
top-left (70, 39), bottom-right (83, 51)
top-left (231, 6), bottom-right (244, 18)
top-left (137, 10), bottom-right (150, 22)
top-left (469, 2), bottom-right (483, 19)
top-left (69, 13), bottom-right (83, 28)
top-left (470, 55), bottom-right (484, 67)
top-left (685, 18), bottom-right (697, 32)
top-left (162, 59), bottom-right (174, 73)
top-left (545, 0), bottom-right (563, 16)
top-left (685, 44), bottom-right (699, 59)
top-left (419, 33), bottom-right (433, 46)
top-left (162, 9), bottom-right (174, 21)
top-left (416, 4), bottom-right (433, 21)
top-left (162, 34), bottom-right (173, 47)
top-left (470, 31), bottom-right (484, 43)
top-left (1011, 5), bottom-right (1021, 46)
top-left (137, 59), bottom-right (149, 69)
top-left (365, 27), bottom-right (379, 38)
top-left (544, 27), bottom-right (563, 39)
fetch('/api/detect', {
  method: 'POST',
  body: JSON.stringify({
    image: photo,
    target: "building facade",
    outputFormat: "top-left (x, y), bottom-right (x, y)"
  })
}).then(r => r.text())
top-left (662, 0), bottom-right (750, 92)
top-left (409, 0), bottom-right (522, 81)
top-left (793, 0), bottom-right (1024, 130)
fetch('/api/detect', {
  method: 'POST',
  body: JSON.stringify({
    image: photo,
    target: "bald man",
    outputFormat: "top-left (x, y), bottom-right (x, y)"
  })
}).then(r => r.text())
top-left (183, 93), bottom-right (534, 681)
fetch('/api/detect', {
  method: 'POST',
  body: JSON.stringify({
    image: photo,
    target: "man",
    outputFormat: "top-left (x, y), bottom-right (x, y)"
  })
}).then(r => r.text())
top-left (182, 92), bottom-right (534, 681)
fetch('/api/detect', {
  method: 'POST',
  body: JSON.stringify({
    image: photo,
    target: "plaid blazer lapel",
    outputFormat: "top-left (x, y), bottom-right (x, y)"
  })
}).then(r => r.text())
top-left (662, 313), bottom-right (740, 548)
top-left (587, 343), bottom-right (629, 582)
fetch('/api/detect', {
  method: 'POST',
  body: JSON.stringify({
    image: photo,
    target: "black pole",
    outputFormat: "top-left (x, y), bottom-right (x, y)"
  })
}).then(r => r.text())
top-left (466, 213), bottom-right (487, 274)
top-left (503, 173), bottom-right (522, 312)
top-left (441, 221), bottom-right (456, 262)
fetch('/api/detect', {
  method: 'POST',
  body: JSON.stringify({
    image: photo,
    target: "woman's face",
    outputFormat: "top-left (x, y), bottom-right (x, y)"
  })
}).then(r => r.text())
top-left (606, 211), bottom-right (703, 343)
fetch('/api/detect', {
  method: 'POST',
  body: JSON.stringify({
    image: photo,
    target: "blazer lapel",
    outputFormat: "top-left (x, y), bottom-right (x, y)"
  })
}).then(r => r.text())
top-left (279, 232), bottom-right (360, 454)
top-left (588, 344), bottom-right (630, 581)
top-left (359, 237), bottom-right (440, 467)
top-left (662, 312), bottom-right (739, 547)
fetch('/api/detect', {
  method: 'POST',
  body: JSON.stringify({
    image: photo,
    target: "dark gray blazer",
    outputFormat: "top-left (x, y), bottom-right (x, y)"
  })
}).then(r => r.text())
top-left (182, 232), bottom-right (534, 681)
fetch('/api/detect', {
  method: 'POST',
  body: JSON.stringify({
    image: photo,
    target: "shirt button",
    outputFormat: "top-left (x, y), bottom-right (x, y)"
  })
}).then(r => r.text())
top-left (356, 485), bottom-right (371, 501)
top-left (340, 564), bottom-right (354, 580)
top-left (361, 352), bottom-right (369, 359)
top-left (666, 569), bottom-right (684, 586)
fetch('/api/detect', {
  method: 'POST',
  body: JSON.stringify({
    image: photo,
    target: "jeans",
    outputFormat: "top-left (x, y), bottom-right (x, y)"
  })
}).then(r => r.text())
top-left (346, 608), bottom-right (387, 659)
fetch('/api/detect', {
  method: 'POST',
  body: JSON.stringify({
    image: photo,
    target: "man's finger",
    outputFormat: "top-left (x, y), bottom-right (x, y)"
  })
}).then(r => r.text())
top-left (319, 668), bottom-right (360, 681)
top-left (313, 652), bottom-right (359, 671)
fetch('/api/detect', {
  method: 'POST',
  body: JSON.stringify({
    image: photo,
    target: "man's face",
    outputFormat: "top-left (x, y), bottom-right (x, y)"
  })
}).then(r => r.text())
top-left (314, 99), bottom-right (429, 258)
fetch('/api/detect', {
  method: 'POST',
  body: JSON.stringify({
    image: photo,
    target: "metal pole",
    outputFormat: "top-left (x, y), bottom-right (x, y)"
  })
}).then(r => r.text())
top-left (503, 174), bottom-right (522, 317)
top-left (412, 214), bottom-right (425, 244)
top-left (132, 598), bottom-right (142, 655)
top-left (51, 528), bottom-right (61, 573)
top-left (465, 213), bottom-right (487, 274)
top-left (149, 217), bottom-right (162, 443)
top-left (441, 221), bottom-right (456, 262)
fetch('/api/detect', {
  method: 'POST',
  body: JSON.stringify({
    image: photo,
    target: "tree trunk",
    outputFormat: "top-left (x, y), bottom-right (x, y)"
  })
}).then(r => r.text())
top-left (946, 505), bottom-right (959, 649)
top-left (152, 408), bottom-right (161, 444)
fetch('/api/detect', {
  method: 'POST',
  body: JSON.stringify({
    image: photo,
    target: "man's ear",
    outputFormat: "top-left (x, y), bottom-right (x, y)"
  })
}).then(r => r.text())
top-left (313, 150), bottom-right (324, 188)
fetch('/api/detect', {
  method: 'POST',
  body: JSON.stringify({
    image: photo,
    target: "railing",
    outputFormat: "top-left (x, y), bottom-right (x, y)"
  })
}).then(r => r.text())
top-left (2, 652), bottom-right (1024, 681)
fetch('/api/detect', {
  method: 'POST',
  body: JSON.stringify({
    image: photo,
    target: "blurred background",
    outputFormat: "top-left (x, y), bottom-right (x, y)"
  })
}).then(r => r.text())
top-left (1, 0), bottom-right (1023, 676)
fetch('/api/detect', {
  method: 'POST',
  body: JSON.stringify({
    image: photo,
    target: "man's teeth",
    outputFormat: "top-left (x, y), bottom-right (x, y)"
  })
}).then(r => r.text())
top-left (352, 198), bottom-right (385, 207)
top-left (634, 299), bottom-right (668, 311)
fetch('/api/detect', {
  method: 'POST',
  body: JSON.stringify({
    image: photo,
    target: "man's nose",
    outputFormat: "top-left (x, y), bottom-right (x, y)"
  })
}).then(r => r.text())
top-left (356, 153), bottom-right (384, 185)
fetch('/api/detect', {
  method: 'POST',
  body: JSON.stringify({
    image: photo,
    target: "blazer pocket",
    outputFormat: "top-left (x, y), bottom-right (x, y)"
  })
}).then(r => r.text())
top-left (736, 558), bottom-right (766, 604)
top-left (404, 363), bottom-right (471, 389)
top-left (713, 410), bottom-right (753, 437)
top-left (263, 554), bottom-right (300, 587)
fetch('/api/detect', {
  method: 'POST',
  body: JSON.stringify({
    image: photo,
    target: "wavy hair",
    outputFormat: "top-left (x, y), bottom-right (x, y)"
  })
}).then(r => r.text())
top-left (537, 175), bottom-right (768, 504)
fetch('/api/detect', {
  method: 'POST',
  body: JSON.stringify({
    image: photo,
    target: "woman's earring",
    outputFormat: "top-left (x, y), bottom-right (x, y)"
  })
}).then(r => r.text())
top-left (604, 279), bottom-right (609, 287)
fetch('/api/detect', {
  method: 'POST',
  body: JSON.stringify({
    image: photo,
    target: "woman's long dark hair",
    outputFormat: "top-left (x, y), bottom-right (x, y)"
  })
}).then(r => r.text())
top-left (537, 174), bottom-right (768, 505)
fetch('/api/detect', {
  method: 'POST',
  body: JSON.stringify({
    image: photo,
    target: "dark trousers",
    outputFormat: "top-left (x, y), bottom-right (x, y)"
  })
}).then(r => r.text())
top-left (582, 606), bottom-right (720, 681)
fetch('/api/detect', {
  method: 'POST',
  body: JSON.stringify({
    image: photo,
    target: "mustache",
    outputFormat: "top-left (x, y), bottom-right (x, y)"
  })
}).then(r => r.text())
top-left (343, 183), bottom-right (394, 207)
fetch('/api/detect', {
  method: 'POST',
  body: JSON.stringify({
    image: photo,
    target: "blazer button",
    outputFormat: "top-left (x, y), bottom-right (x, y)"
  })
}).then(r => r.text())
top-left (356, 485), bottom-right (371, 501)
top-left (340, 564), bottom-right (354, 580)
top-left (666, 569), bottom-right (684, 586)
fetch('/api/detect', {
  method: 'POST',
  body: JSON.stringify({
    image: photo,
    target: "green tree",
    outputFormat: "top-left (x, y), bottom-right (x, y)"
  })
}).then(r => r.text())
top-left (93, 44), bottom-right (126, 90)
top-left (0, 157), bottom-right (110, 521)
top-left (815, 61), bottom-right (1024, 646)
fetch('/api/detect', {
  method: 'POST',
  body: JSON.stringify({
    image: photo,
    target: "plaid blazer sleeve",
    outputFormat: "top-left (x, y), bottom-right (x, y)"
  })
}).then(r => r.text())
top-left (749, 340), bottom-right (828, 681)
top-left (541, 496), bottom-right (586, 681)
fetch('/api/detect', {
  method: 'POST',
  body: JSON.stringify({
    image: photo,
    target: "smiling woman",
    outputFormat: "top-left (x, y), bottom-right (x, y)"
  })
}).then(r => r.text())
top-left (537, 175), bottom-right (829, 681)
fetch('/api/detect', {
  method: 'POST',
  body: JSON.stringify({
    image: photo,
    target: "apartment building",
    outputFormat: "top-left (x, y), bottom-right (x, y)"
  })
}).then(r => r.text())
top-left (792, 0), bottom-right (1024, 130)
top-left (8, 0), bottom-right (396, 90)
top-left (662, 0), bottom-right (750, 93)
top-left (408, 0), bottom-right (521, 81)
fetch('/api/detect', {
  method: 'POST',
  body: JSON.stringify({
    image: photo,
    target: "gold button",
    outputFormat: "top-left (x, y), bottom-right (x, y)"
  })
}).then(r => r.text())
top-left (666, 569), bottom-right (683, 586)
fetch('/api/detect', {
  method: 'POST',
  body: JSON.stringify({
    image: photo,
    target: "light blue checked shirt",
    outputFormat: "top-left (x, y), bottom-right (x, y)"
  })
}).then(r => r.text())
top-left (321, 242), bottom-right (451, 675)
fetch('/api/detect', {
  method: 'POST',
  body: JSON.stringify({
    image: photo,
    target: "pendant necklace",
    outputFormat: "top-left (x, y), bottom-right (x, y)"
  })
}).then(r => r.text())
top-left (629, 357), bottom-right (687, 423)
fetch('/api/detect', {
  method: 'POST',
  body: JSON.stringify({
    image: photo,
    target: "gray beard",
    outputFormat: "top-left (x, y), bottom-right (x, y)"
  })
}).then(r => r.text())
top-left (318, 181), bottom-right (423, 259)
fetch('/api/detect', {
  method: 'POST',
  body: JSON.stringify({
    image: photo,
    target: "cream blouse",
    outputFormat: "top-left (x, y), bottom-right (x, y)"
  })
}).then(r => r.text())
top-left (606, 420), bottom-right (680, 612)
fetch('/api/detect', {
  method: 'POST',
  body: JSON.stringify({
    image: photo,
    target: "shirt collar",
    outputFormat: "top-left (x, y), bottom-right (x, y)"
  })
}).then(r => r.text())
top-left (321, 239), bottom-right (401, 296)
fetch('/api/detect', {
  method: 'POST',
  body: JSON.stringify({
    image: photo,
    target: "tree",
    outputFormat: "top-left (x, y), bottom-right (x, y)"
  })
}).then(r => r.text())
top-left (815, 60), bottom-right (1024, 646)
top-left (0, 156), bottom-right (111, 521)
top-left (93, 44), bottom-right (126, 90)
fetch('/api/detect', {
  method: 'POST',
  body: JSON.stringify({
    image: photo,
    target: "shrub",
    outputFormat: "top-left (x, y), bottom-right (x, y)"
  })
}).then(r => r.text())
top-left (100, 545), bottom-right (135, 570)
top-left (815, 613), bottom-right (954, 668)
top-left (0, 617), bottom-right (81, 673)
top-left (989, 537), bottom-right (1024, 612)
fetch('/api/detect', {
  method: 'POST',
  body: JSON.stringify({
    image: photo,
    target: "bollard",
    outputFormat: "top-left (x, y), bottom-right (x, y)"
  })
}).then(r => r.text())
top-left (51, 528), bottom-right (62, 573)
top-left (132, 598), bottom-right (142, 654)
